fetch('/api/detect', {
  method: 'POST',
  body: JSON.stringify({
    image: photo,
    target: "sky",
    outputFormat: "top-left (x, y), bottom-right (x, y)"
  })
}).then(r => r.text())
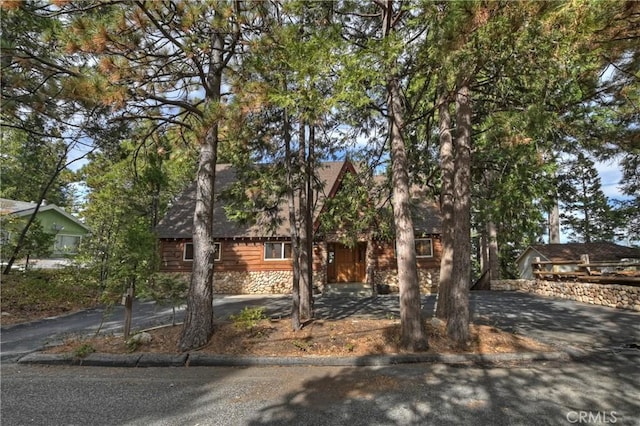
top-left (597, 159), bottom-right (627, 201)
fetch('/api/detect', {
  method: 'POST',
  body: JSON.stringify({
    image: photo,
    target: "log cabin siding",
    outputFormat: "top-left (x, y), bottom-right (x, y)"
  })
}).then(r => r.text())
top-left (160, 236), bottom-right (442, 274)
top-left (372, 235), bottom-right (442, 270)
top-left (159, 239), bottom-right (190, 272)
top-left (160, 239), bottom-right (325, 273)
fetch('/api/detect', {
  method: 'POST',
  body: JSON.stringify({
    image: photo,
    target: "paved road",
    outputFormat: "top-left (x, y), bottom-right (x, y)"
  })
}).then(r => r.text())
top-left (2, 351), bottom-right (639, 425)
top-left (2, 292), bottom-right (640, 425)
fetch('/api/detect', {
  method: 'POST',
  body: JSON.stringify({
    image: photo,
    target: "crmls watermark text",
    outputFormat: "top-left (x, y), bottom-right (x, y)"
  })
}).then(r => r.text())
top-left (566, 411), bottom-right (618, 424)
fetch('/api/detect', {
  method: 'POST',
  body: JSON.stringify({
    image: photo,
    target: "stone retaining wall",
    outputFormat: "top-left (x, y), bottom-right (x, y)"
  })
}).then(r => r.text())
top-left (491, 279), bottom-right (640, 312)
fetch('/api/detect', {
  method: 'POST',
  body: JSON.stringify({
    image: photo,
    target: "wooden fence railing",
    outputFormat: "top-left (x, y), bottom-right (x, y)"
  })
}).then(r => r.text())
top-left (532, 254), bottom-right (640, 285)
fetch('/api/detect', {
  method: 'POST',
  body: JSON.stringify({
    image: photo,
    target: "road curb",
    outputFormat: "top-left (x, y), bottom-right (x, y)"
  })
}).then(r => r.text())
top-left (16, 350), bottom-right (572, 368)
top-left (138, 353), bottom-right (188, 367)
top-left (80, 353), bottom-right (142, 367)
top-left (17, 352), bottom-right (79, 366)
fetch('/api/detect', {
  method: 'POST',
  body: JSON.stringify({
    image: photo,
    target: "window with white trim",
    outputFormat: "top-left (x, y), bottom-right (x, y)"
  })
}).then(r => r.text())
top-left (264, 242), bottom-right (291, 260)
top-left (184, 242), bottom-right (221, 261)
top-left (415, 238), bottom-right (433, 258)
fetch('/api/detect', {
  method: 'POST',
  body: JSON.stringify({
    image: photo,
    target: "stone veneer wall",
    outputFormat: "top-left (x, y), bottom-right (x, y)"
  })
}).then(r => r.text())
top-left (374, 269), bottom-right (440, 294)
top-left (162, 268), bottom-right (439, 295)
top-left (162, 271), bottom-right (293, 294)
top-left (491, 279), bottom-right (640, 312)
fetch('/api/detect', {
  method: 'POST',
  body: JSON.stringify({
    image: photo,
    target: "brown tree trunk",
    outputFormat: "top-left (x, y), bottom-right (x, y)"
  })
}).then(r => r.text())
top-left (476, 220), bottom-right (498, 290)
top-left (299, 122), bottom-right (313, 320)
top-left (305, 124), bottom-right (315, 313)
top-left (286, 112), bottom-right (302, 331)
top-left (480, 224), bottom-right (489, 279)
top-left (178, 120), bottom-right (217, 351)
top-left (487, 220), bottom-right (499, 281)
top-left (549, 200), bottom-right (561, 243)
top-left (383, 0), bottom-right (427, 351)
top-left (447, 81), bottom-right (471, 346)
top-left (366, 236), bottom-right (377, 296)
top-left (436, 86), bottom-right (454, 319)
top-left (178, 36), bottom-right (226, 351)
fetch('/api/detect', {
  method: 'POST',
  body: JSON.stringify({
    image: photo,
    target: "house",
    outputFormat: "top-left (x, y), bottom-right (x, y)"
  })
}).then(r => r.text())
top-left (0, 198), bottom-right (90, 268)
top-left (516, 242), bottom-right (640, 279)
top-left (155, 160), bottom-right (442, 294)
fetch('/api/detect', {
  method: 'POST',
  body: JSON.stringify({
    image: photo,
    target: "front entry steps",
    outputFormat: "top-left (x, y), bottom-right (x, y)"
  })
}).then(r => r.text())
top-left (323, 283), bottom-right (373, 298)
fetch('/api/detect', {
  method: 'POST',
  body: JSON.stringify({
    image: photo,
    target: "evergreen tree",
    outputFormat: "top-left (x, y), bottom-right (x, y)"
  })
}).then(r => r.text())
top-left (78, 129), bottom-right (194, 301)
top-left (617, 152), bottom-right (640, 243)
top-left (57, 0), bottom-right (267, 351)
top-left (0, 1), bottom-right (117, 274)
top-left (558, 152), bottom-right (619, 242)
top-left (0, 126), bottom-right (73, 208)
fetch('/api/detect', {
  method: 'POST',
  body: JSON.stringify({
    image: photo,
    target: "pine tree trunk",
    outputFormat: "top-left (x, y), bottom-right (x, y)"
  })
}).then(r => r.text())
top-left (388, 79), bottom-right (428, 351)
top-left (447, 81), bottom-right (471, 346)
top-left (480, 225), bottom-right (489, 277)
top-left (306, 124), bottom-right (315, 314)
top-left (286, 112), bottom-right (301, 331)
top-left (488, 220), bottom-right (499, 281)
top-left (178, 122), bottom-right (217, 352)
top-left (436, 86), bottom-right (454, 319)
top-left (366, 236), bottom-right (377, 296)
top-left (178, 40), bottom-right (225, 351)
top-left (299, 121), bottom-right (312, 320)
top-left (549, 200), bottom-right (561, 243)
top-left (382, 0), bottom-right (427, 351)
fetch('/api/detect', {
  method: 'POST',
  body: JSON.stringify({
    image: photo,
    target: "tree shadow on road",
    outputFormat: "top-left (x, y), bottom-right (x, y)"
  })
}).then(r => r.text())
top-left (243, 351), bottom-right (640, 425)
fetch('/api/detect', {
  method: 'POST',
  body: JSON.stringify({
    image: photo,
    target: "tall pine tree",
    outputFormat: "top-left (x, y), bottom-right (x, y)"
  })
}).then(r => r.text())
top-left (558, 152), bottom-right (619, 242)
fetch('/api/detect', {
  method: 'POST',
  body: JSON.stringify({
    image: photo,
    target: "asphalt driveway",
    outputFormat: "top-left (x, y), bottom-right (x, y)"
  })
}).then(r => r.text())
top-left (252, 291), bottom-right (640, 354)
top-left (2, 291), bottom-right (639, 362)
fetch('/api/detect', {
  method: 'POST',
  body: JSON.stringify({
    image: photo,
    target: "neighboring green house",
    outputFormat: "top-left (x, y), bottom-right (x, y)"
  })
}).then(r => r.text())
top-left (0, 198), bottom-right (90, 268)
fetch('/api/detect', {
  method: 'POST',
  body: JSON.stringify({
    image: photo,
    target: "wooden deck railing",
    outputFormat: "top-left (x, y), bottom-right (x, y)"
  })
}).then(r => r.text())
top-left (532, 254), bottom-right (640, 285)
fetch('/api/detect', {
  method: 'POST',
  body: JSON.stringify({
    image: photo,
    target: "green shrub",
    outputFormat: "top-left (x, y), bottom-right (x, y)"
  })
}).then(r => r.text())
top-left (73, 343), bottom-right (95, 358)
top-left (229, 306), bottom-right (267, 330)
top-left (126, 339), bottom-right (141, 353)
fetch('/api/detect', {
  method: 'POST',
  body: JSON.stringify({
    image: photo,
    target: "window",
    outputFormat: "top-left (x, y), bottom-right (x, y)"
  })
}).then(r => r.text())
top-left (415, 238), bottom-right (433, 258)
top-left (54, 235), bottom-right (81, 254)
top-left (184, 243), bottom-right (194, 261)
top-left (264, 242), bottom-right (292, 260)
top-left (184, 242), bottom-right (221, 261)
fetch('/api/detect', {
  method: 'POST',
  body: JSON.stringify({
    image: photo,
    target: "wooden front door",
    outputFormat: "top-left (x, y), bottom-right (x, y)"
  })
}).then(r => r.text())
top-left (328, 243), bottom-right (366, 283)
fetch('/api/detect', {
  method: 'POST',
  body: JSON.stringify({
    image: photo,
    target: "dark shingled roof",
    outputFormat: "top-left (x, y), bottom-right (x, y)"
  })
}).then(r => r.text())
top-left (528, 243), bottom-right (640, 262)
top-left (156, 162), bottom-right (348, 239)
top-left (409, 186), bottom-right (442, 235)
top-left (156, 161), bottom-right (442, 239)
